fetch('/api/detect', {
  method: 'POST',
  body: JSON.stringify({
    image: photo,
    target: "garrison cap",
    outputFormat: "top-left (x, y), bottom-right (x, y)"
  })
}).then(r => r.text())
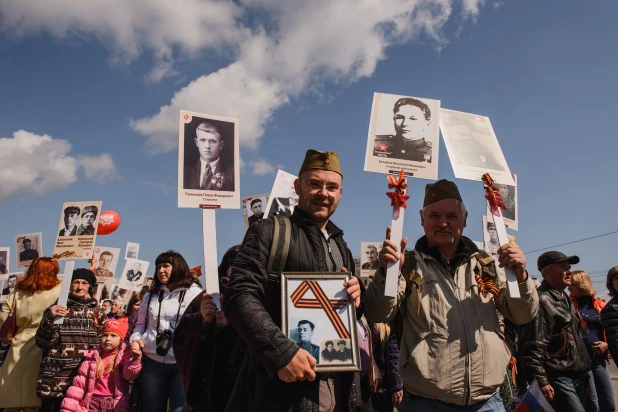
top-left (298, 150), bottom-right (342, 177)
top-left (64, 206), bottom-right (81, 215)
top-left (423, 179), bottom-right (463, 207)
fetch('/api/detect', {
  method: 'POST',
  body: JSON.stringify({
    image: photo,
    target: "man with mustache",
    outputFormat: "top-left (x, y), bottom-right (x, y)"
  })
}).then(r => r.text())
top-left (184, 121), bottom-right (235, 191)
top-left (364, 179), bottom-right (539, 410)
top-left (373, 97), bottom-right (433, 163)
top-left (224, 150), bottom-right (363, 412)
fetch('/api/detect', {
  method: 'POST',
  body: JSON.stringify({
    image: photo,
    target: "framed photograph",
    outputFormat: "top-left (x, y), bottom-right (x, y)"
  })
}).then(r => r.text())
top-left (53, 201), bottom-right (102, 260)
top-left (360, 242), bottom-right (382, 279)
top-left (125, 242), bottom-right (140, 260)
top-left (118, 258), bottom-right (150, 292)
top-left (242, 193), bottom-right (270, 230)
top-left (439, 109), bottom-right (515, 186)
top-left (93, 246), bottom-right (121, 283)
top-left (0, 247), bottom-right (9, 274)
top-left (264, 170), bottom-right (298, 219)
top-left (15, 233), bottom-right (42, 268)
top-left (281, 272), bottom-right (361, 372)
top-left (364, 92), bottom-right (440, 180)
top-left (486, 173), bottom-right (518, 231)
top-left (482, 215), bottom-right (499, 254)
top-left (177, 110), bottom-right (240, 209)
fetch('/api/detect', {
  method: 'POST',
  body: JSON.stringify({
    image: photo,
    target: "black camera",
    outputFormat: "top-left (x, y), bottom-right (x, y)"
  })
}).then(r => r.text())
top-left (155, 329), bottom-right (173, 356)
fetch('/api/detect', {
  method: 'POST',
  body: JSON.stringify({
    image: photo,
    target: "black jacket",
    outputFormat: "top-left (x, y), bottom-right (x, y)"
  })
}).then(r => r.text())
top-left (517, 280), bottom-right (591, 387)
top-left (601, 296), bottom-right (618, 367)
top-left (223, 208), bottom-right (361, 412)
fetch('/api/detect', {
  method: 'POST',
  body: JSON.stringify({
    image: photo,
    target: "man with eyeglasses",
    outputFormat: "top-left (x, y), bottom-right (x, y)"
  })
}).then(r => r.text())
top-left (374, 97), bottom-right (433, 163)
top-left (224, 149), bottom-right (364, 412)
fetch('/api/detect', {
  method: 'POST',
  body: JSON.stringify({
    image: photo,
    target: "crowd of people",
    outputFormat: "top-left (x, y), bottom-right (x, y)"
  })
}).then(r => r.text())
top-left (0, 148), bottom-right (617, 412)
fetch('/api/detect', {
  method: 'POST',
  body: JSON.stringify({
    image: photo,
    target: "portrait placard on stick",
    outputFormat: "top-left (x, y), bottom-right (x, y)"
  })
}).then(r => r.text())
top-left (0, 247), bottom-right (9, 274)
top-left (177, 110), bottom-right (240, 209)
top-left (364, 92), bottom-right (440, 180)
top-left (486, 173), bottom-right (518, 231)
top-left (93, 246), bottom-right (121, 283)
top-left (53, 201), bottom-right (102, 260)
top-left (118, 258), bottom-right (150, 292)
top-left (439, 109), bottom-right (514, 186)
top-left (360, 242), bottom-right (382, 279)
top-left (264, 170), bottom-right (298, 218)
top-left (15, 233), bottom-right (42, 268)
top-left (242, 193), bottom-right (270, 230)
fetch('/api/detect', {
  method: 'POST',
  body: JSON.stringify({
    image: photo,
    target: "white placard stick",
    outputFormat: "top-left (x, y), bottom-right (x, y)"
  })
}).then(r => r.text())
top-left (483, 173), bottom-right (520, 298)
top-left (386, 201), bottom-right (405, 297)
top-left (54, 260), bottom-right (76, 325)
top-left (202, 209), bottom-right (220, 309)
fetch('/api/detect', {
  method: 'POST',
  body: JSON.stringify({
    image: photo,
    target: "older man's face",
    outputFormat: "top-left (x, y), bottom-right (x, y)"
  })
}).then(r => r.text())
top-left (421, 198), bottom-right (467, 248)
top-left (544, 262), bottom-right (572, 290)
top-left (294, 169), bottom-right (342, 227)
top-left (394, 105), bottom-right (429, 141)
top-left (195, 129), bottom-right (223, 163)
top-left (65, 212), bottom-right (79, 228)
top-left (365, 246), bottom-right (378, 263)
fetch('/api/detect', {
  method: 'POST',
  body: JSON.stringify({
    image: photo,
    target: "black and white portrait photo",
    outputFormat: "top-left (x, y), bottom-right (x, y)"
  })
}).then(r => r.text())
top-left (320, 339), bottom-right (353, 364)
top-left (265, 170), bottom-right (299, 219)
top-left (125, 242), bottom-right (140, 260)
top-left (53, 201), bottom-right (102, 260)
top-left (178, 110), bottom-right (240, 209)
top-left (1, 273), bottom-right (18, 296)
top-left (486, 174), bottom-right (518, 231)
top-left (93, 246), bottom-right (121, 283)
top-left (439, 109), bottom-right (515, 186)
top-left (360, 242), bottom-right (382, 279)
top-left (364, 92), bottom-right (440, 180)
top-left (119, 258), bottom-right (150, 292)
top-left (289, 318), bottom-right (321, 363)
top-left (482, 215), bottom-right (500, 254)
top-left (0, 248), bottom-right (9, 274)
top-left (16, 233), bottom-right (42, 268)
top-left (242, 194), bottom-right (270, 230)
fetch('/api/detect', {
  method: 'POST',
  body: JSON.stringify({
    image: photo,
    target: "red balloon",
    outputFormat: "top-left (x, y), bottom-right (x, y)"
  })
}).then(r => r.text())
top-left (97, 210), bottom-right (121, 235)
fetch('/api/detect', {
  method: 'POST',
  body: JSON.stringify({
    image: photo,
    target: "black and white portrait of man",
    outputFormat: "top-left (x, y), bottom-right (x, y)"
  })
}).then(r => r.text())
top-left (294, 320), bottom-right (320, 363)
top-left (483, 216), bottom-right (500, 254)
top-left (59, 206), bottom-right (80, 237)
top-left (77, 205), bottom-right (99, 236)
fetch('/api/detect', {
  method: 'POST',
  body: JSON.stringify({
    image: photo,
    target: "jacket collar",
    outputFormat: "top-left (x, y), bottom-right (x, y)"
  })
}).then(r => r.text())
top-left (539, 280), bottom-right (568, 301)
top-left (414, 235), bottom-right (478, 261)
top-left (293, 207), bottom-right (344, 238)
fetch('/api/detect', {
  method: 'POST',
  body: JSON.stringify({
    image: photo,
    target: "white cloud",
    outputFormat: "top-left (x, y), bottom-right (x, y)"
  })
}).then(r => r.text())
top-left (0, 130), bottom-right (118, 202)
top-left (77, 154), bottom-right (120, 183)
top-left (245, 159), bottom-right (283, 176)
top-left (0, 0), bottom-right (491, 152)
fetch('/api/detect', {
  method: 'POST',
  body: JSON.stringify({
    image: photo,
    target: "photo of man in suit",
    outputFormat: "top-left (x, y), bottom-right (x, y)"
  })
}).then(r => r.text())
top-left (94, 251), bottom-right (115, 279)
top-left (2, 274), bottom-right (17, 296)
top-left (184, 121), bottom-right (235, 191)
top-left (126, 262), bottom-right (143, 283)
top-left (19, 238), bottom-right (39, 262)
top-left (59, 206), bottom-right (80, 236)
top-left (77, 205), bottom-right (98, 235)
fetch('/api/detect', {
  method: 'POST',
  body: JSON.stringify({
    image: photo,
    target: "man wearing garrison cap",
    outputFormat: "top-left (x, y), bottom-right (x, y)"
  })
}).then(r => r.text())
top-left (77, 205), bottom-right (98, 236)
top-left (59, 206), bottom-right (80, 237)
top-left (364, 179), bottom-right (539, 410)
top-left (184, 121), bottom-right (235, 191)
top-left (224, 150), bottom-right (364, 411)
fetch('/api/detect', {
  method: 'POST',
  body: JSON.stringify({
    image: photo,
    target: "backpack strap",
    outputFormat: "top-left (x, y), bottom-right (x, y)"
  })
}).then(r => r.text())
top-left (394, 250), bottom-right (421, 347)
top-left (473, 249), bottom-right (498, 279)
top-left (265, 215), bottom-right (292, 290)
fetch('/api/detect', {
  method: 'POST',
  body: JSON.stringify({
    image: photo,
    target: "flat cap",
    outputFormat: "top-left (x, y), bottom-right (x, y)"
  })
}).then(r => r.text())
top-left (423, 179), bottom-right (463, 207)
top-left (82, 206), bottom-right (99, 216)
top-left (537, 251), bottom-right (580, 272)
top-left (64, 206), bottom-right (81, 215)
top-left (299, 150), bottom-right (342, 177)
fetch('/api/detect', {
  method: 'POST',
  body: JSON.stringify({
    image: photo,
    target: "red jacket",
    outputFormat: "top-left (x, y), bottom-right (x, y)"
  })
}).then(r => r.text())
top-left (60, 343), bottom-right (142, 412)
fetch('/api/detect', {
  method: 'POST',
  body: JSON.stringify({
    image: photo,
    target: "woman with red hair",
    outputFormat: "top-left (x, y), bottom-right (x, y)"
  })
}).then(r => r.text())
top-left (0, 257), bottom-right (62, 411)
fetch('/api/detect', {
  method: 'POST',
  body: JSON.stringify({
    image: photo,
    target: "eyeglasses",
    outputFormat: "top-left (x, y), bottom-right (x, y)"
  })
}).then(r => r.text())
top-left (300, 179), bottom-right (342, 193)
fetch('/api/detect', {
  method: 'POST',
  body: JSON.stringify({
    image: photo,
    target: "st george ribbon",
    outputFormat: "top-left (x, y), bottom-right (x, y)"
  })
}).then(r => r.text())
top-left (290, 280), bottom-right (350, 339)
top-left (385, 170), bottom-right (410, 297)
top-left (482, 173), bottom-right (520, 298)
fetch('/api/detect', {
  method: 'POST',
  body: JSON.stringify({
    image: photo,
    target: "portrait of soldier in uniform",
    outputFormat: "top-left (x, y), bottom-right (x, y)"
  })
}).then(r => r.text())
top-left (373, 97), bottom-right (433, 163)
top-left (483, 216), bottom-right (500, 254)
top-left (184, 120), bottom-right (235, 192)
top-left (77, 205), bottom-right (98, 236)
top-left (19, 238), bottom-right (39, 262)
top-left (94, 251), bottom-right (115, 279)
top-left (59, 206), bottom-right (80, 236)
top-left (294, 320), bottom-right (320, 363)
top-left (336, 340), bottom-right (352, 362)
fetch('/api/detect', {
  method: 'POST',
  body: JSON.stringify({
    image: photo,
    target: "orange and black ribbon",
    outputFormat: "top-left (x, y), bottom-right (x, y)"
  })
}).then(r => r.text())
top-left (386, 170), bottom-right (410, 209)
top-left (52, 251), bottom-right (74, 260)
top-left (290, 280), bottom-right (350, 339)
top-left (482, 173), bottom-right (506, 214)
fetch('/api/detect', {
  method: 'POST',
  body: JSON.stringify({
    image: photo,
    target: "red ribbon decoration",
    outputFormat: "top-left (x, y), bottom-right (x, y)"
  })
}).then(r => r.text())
top-left (290, 280), bottom-right (350, 339)
top-left (386, 170), bottom-right (410, 209)
top-left (482, 173), bottom-right (506, 213)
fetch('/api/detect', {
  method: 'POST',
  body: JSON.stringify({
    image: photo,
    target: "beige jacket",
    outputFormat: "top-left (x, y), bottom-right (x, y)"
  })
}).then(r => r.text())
top-left (364, 243), bottom-right (538, 405)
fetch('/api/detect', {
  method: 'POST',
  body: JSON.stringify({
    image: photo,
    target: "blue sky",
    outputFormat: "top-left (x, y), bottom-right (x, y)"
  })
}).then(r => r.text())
top-left (1, 1), bottom-right (617, 293)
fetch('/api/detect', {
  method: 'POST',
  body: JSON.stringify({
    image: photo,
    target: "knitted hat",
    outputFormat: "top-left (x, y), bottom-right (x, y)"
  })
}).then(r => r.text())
top-left (298, 150), bottom-right (343, 177)
top-left (103, 317), bottom-right (129, 340)
top-left (423, 179), bottom-right (463, 207)
top-left (71, 268), bottom-right (97, 288)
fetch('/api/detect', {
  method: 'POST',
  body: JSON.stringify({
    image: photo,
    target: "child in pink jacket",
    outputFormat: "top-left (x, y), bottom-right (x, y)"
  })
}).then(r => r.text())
top-left (60, 317), bottom-right (142, 412)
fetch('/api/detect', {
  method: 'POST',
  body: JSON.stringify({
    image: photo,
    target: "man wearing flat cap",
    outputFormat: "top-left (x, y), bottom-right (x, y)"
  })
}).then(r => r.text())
top-left (224, 149), bottom-right (364, 411)
top-left (364, 179), bottom-right (539, 410)
top-left (184, 121), bottom-right (235, 191)
top-left (59, 206), bottom-right (80, 237)
top-left (518, 251), bottom-right (591, 411)
top-left (77, 205), bottom-right (98, 236)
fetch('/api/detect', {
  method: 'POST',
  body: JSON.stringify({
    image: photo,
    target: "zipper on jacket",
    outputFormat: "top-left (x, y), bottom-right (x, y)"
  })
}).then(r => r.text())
top-left (322, 232), bottom-right (338, 271)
